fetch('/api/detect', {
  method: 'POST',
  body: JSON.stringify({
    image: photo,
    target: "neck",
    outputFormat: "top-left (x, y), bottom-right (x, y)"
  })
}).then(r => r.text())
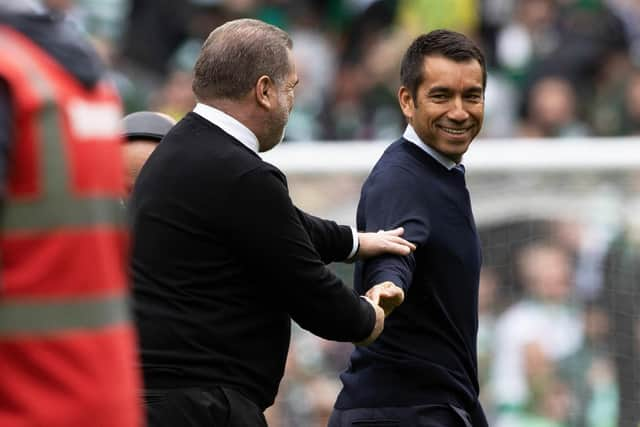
top-left (204, 98), bottom-right (265, 149)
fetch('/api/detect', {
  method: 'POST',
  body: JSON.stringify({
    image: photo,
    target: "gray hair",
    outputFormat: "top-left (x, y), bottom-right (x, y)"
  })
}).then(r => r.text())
top-left (192, 18), bottom-right (293, 101)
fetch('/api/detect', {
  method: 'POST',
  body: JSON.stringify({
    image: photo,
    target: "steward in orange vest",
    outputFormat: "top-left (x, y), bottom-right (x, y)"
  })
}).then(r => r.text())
top-left (0, 10), bottom-right (142, 427)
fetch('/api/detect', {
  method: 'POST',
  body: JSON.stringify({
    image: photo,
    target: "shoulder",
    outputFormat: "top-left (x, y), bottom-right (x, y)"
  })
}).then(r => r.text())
top-left (165, 113), bottom-right (263, 165)
top-left (367, 141), bottom-right (428, 186)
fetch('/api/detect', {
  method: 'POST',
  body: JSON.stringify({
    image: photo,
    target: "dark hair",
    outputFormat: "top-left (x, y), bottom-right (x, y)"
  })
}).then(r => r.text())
top-left (192, 19), bottom-right (293, 101)
top-left (400, 29), bottom-right (486, 100)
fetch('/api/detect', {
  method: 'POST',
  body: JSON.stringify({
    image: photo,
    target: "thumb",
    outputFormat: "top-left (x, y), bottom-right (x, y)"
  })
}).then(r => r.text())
top-left (367, 287), bottom-right (381, 306)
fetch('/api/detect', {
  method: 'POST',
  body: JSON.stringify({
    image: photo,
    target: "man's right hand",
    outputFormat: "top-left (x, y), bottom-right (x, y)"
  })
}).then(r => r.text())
top-left (366, 281), bottom-right (405, 316)
top-left (354, 296), bottom-right (385, 346)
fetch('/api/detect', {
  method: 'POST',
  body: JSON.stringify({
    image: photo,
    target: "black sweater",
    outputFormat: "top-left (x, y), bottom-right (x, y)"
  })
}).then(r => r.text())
top-left (130, 113), bottom-right (375, 410)
top-left (335, 139), bottom-right (482, 412)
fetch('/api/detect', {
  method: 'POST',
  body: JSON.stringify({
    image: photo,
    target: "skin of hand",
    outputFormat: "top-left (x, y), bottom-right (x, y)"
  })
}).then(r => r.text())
top-left (357, 227), bottom-right (416, 259)
top-left (366, 281), bottom-right (405, 316)
top-left (354, 296), bottom-right (385, 346)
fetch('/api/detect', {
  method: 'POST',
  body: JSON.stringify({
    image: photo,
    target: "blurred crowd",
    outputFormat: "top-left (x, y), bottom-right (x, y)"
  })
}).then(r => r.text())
top-left (265, 216), bottom-right (640, 427)
top-left (69, 0), bottom-right (640, 141)
top-left (55, 1), bottom-right (640, 426)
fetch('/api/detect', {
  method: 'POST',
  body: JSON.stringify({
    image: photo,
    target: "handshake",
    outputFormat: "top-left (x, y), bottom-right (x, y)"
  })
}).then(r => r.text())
top-left (356, 281), bottom-right (405, 346)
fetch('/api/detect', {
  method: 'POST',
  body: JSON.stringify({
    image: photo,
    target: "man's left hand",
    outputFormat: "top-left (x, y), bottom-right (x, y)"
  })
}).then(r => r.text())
top-left (357, 227), bottom-right (416, 259)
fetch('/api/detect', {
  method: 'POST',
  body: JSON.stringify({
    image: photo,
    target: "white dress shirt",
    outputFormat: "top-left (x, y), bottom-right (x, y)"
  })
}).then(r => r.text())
top-left (402, 124), bottom-right (462, 171)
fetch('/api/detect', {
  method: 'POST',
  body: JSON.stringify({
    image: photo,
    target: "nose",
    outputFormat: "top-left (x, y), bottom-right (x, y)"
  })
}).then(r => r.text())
top-left (447, 97), bottom-right (469, 123)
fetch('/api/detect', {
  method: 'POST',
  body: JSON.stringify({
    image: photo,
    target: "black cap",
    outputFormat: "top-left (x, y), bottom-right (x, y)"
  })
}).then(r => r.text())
top-left (122, 111), bottom-right (175, 142)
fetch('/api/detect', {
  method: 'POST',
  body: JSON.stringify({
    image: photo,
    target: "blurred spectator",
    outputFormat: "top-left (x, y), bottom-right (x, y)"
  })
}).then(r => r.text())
top-left (491, 242), bottom-right (584, 421)
top-left (147, 69), bottom-right (196, 120)
top-left (589, 52), bottom-right (635, 136)
top-left (121, 111), bottom-right (176, 195)
top-left (494, 0), bottom-right (559, 84)
top-left (120, 0), bottom-right (191, 77)
top-left (621, 70), bottom-right (640, 135)
top-left (477, 267), bottom-right (501, 422)
top-left (606, 0), bottom-right (640, 65)
top-left (396, 0), bottom-right (479, 36)
top-left (557, 303), bottom-right (618, 427)
top-left (519, 76), bottom-right (590, 137)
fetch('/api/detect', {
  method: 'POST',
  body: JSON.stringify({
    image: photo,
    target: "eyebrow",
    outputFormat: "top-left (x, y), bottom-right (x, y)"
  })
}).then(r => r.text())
top-left (427, 86), bottom-right (451, 94)
top-left (427, 85), bottom-right (483, 94)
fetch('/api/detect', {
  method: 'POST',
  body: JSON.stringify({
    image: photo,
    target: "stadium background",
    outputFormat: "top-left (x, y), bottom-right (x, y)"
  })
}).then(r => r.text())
top-left (63, 0), bottom-right (640, 425)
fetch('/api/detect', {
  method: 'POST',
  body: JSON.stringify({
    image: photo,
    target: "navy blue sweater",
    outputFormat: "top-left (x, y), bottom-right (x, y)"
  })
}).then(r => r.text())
top-left (335, 138), bottom-right (482, 411)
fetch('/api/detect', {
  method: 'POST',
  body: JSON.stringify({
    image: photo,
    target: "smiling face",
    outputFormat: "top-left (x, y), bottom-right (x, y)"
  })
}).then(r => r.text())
top-left (399, 55), bottom-right (484, 163)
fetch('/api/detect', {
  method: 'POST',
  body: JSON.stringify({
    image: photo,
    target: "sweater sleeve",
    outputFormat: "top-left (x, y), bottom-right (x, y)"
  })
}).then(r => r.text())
top-left (359, 165), bottom-right (431, 292)
top-left (224, 166), bottom-right (375, 342)
top-left (295, 208), bottom-right (353, 264)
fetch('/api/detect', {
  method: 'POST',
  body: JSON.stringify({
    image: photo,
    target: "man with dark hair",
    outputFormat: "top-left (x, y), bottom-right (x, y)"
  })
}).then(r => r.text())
top-left (330, 29), bottom-right (488, 427)
top-left (121, 111), bottom-right (176, 195)
top-left (130, 18), bottom-right (412, 427)
top-left (0, 2), bottom-right (141, 426)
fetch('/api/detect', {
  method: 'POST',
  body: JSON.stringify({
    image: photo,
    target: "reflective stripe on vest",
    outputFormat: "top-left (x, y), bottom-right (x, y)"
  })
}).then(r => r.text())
top-left (0, 30), bottom-right (125, 232)
top-left (0, 293), bottom-right (130, 337)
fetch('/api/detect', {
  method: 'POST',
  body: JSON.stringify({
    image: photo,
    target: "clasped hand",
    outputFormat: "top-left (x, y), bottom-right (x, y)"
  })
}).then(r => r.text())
top-left (366, 281), bottom-right (405, 317)
top-left (355, 281), bottom-right (405, 346)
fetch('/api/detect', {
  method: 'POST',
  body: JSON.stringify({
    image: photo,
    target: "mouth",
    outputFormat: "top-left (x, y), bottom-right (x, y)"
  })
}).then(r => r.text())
top-left (438, 125), bottom-right (472, 136)
top-left (438, 125), bottom-right (473, 139)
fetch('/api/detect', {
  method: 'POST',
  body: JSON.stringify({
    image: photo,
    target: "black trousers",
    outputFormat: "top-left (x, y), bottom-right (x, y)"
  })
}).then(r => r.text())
top-left (144, 387), bottom-right (267, 427)
top-left (328, 403), bottom-right (488, 427)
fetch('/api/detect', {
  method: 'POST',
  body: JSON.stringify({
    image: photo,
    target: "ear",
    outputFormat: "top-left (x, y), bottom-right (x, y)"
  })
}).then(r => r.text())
top-left (398, 86), bottom-right (415, 120)
top-left (255, 75), bottom-right (274, 110)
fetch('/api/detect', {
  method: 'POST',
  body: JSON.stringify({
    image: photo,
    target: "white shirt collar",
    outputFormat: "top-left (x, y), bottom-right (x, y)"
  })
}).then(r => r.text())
top-left (402, 124), bottom-right (459, 171)
top-left (193, 102), bottom-right (260, 154)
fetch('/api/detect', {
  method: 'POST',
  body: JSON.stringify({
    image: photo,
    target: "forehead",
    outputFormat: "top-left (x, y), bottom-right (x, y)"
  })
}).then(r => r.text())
top-left (420, 55), bottom-right (483, 90)
top-left (285, 48), bottom-right (298, 81)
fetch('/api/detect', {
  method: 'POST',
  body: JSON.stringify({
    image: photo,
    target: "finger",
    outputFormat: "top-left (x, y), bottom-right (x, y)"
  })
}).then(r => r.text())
top-left (380, 227), bottom-right (404, 237)
top-left (385, 243), bottom-right (413, 255)
top-left (366, 288), bottom-right (381, 305)
top-left (386, 236), bottom-right (416, 250)
top-left (386, 239), bottom-right (416, 252)
top-left (379, 290), bottom-right (404, 305)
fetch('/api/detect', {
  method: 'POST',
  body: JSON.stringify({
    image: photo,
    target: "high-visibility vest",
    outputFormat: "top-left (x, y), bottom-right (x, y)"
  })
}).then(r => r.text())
top-left (0, 25), bottom-right (142, 427)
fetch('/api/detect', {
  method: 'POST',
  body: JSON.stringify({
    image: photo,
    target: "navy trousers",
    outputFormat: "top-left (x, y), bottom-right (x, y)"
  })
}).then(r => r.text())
top-left (329, 403), bottom-right (488, 427)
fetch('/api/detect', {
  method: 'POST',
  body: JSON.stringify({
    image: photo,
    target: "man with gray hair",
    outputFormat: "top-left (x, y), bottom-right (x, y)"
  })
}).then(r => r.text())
top-left (130, 18), bottom-right (411, 426)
